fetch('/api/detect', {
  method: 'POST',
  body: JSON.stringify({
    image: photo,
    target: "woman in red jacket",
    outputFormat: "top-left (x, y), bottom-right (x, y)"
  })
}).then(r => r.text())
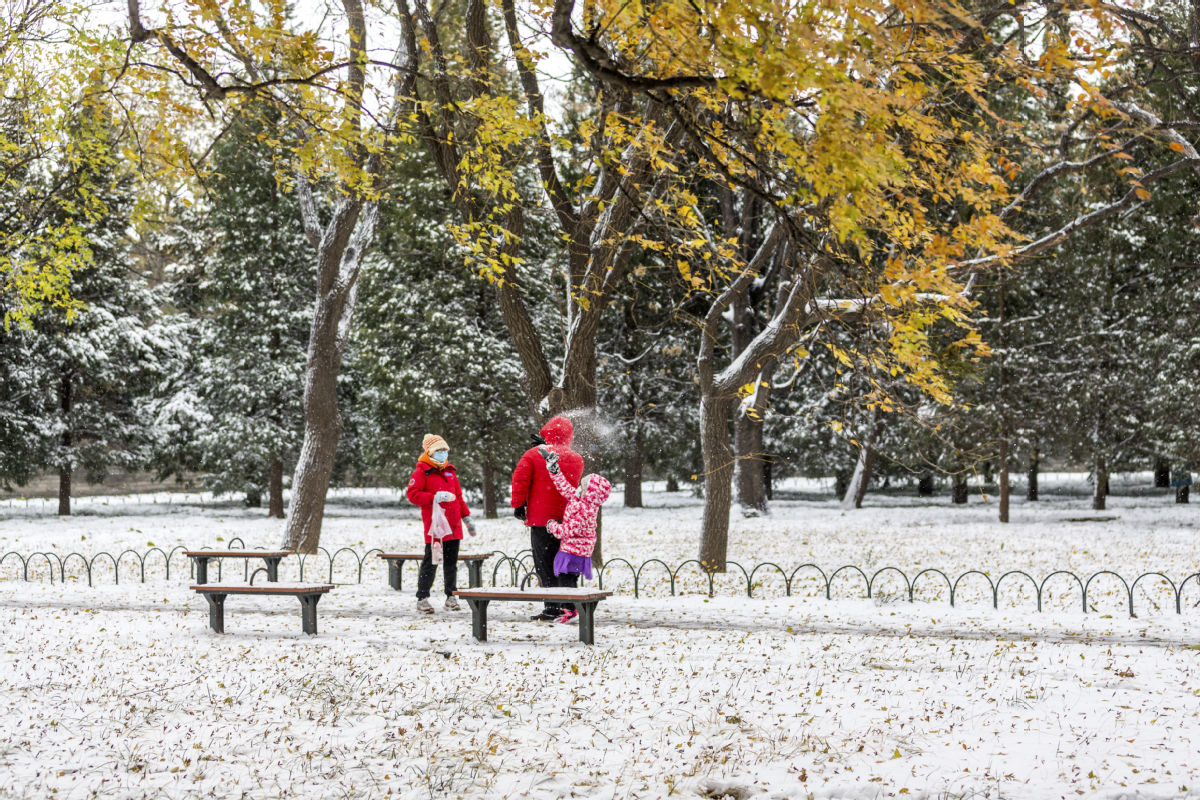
top-left (407, 433), bottom-right (474, 614)
top-left (510, 416), bottom-right (584, 620)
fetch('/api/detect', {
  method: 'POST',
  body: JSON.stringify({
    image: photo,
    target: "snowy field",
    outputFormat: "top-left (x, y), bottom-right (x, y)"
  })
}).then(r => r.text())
top-left (1, 475), bottom-right (1198, 799)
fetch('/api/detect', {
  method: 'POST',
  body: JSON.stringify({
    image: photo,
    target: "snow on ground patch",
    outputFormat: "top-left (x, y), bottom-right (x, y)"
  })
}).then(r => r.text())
top-left (1, 481), bottom-right (1199, 798)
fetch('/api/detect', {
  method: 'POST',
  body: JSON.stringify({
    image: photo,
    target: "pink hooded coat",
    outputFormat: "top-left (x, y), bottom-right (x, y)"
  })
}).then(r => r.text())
top-left (546, 470), bottom-right (612, 558)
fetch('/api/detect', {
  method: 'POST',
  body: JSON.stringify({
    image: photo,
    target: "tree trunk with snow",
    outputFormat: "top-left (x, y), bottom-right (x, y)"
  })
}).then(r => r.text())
top-left (694, 226), bottom-right (794, 571)
top-left (1092, 453), bottom-right (1108, 511)
top-left (998, 437), bottom-right (1010, 523)
top-left (481, 458), bottom-right (498, 519)
top-left (282, 200), bottom-right (378, 553)
top-left (58, 372), bottom-right (71, 517)
top-left (734, 368), bottom-right (774, 516)
top-left (698, 394), bottom-right (735, 571)
top-left (841, 410), bottom-right (880, 510)
top-left (841, 430), bottom-right (878, 511)
top-left (268, 459), bottom-right (285, 518)
top-left (592, 509), bottom-right (603, 568)
top-left (624, 425), bottom-right (644, 508)
top-left (1026, 450), bottom-right (1039, 501)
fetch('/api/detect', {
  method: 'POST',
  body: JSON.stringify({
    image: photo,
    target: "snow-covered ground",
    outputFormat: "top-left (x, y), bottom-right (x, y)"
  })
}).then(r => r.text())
top-left (1, 476), bottom-right (1198, 799)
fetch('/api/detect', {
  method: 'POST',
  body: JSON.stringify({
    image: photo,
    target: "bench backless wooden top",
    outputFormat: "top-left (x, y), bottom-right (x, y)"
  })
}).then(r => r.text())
top-left (454, 588), bottom-right (612, 601)
top-left (376, 553), bottom-right (491, 560)
top-left (189, 584), bottom-right (334, 594)
top-left (183, 550), bottom-right (294, 558)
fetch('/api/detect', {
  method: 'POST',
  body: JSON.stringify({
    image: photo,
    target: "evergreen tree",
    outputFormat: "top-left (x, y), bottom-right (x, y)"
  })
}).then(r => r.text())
top-left (160, 110), bottom-right (313, 515)
top-left (0, 114), bottom-right (169, 512)
top-left (351, 156), bottom-right (537, 517)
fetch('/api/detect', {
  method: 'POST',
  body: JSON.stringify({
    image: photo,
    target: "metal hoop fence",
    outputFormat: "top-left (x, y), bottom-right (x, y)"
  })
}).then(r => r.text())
top-left (2, 545), bottom-right (1198, 617)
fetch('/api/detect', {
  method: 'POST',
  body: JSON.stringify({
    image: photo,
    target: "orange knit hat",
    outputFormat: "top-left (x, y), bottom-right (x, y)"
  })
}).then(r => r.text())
top-left (422, 433), bottom-right (448, 455)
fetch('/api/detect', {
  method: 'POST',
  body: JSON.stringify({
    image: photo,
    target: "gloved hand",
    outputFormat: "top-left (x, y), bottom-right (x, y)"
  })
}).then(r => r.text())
top-left (537, 447), bottom-right (560, 475)
top-left (433, 490), bottom-right (455, 504)
top-left (513, 504), bottom-right (527, 521)
top-left (463, 516), bottom-right (476, 537)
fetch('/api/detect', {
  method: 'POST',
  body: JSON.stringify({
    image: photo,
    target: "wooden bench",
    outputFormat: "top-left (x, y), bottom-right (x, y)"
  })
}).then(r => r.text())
top-left (377, 552), bottom-right (491, 591)
top-left (454, 588), bottom-right (612, 645)
top-left (184, 550), bottom-right (293, 584)
top-left (190, 583), bottom-right (334, 635)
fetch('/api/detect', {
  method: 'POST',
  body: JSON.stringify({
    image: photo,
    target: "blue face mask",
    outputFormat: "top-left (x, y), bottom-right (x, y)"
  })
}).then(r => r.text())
top-left (431, 450), bottom-right (449, 464)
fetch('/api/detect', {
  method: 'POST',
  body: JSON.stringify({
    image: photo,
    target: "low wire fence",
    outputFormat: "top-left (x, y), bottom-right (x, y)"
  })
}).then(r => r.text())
top-left (3, 542), bottom-right (1199, 617)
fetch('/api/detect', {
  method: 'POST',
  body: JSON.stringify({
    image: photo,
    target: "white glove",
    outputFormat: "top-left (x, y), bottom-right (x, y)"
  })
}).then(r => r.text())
top-left (434, 491), bottom-right (455, 504)
top-left (464, 517), bottom-right (476, 537)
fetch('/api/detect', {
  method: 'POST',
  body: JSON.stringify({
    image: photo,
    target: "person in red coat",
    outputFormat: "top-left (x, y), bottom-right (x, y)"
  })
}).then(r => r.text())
top-left (510, 416), bottom-right (584, 620)
top-left (407, 433), bottom-right (475, 614)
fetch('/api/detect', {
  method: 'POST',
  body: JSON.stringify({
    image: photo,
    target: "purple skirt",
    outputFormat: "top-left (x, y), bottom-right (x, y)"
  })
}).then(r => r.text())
top-left (553, 551), bottom-right (593, 580)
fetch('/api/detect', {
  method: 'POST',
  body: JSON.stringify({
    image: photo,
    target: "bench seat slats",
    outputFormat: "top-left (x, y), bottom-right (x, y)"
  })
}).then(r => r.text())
top-left (183, 550), bottom-right (293, 558)
top-left (190, 584), bottom-right (334, 594)
top-left (454, 588), bottom-right (611, 601)
top-left (376, 553), bottom-right (491, 560)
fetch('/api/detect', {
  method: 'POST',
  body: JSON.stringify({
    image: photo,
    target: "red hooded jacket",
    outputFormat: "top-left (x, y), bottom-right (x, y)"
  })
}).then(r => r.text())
top-left (510, 416), bottom-right (585, 527)
top-left (407, 456), bottom-right (471, 543)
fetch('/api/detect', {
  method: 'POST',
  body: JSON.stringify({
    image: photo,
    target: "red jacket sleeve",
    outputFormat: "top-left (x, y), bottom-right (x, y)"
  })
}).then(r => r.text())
top-left (406, 464), bottom-right (434, 507)
top-left (456, 474), bottom-right (470, 518)
top-left (510, 450), bottom-right (534, 507)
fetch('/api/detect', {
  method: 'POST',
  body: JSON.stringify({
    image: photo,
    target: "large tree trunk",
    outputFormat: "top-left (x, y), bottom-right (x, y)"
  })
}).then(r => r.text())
top-left (58, 465), bottom-right (71, 517)
top-left (1092, 453), bottom-right (1108, 511)
top-left (481, 458), bottom-right (498, 519)
top-left (285, 337), bottom-right (345, 552)
top-left (698, 394), bottom-right (734, 572)
top-left (1027, 450), bottom-right (1039, 501)
top-left (624, 424), bottom-right (644, 508)
top-left (58, 372), bottom-right (71, 517)
top-left (268, 459), bottom-right (285, 518)
top-left (282, 200), bottom-right (376, 553)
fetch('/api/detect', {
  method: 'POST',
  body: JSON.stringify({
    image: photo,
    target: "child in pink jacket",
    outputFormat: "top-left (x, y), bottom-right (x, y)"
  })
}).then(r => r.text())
top-left (538, 447), bottom-right (612, 623)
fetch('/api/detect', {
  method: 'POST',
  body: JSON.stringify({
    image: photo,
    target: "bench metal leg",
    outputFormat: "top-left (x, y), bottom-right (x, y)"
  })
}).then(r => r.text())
top-left (466, 561), bottom-right (483, 589)
top-left (205, 593), bottom-right (226, 633)
top-left (388, 560), bottom-right (402, 591)
top-left (577, 601), bottom-right (598, 645)
top-left (298, 594), bottom-right (321, 635)
top-left (263, 557), bottom-right (282, 582)
top-left (193, 557), bottom-right (210, 585)
top-left (465, 598), bottom-right (490, 642)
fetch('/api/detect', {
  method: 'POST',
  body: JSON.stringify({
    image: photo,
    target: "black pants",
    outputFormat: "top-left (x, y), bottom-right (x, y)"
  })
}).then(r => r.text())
top-left (416, 538), bottom-right (460, 600)
top-left (530, 525), bottom-right (563, 614)
top-left (558, 571), bottom-right (579, 614)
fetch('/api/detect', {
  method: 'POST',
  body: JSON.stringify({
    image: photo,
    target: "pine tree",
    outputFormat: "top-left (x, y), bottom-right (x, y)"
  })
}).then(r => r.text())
top-left (351, 156), bottom-right (535, 517)
top-left (0, 115), bottom-right (169, 512)
top-left (166, 110), bottom-right (313, 516)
